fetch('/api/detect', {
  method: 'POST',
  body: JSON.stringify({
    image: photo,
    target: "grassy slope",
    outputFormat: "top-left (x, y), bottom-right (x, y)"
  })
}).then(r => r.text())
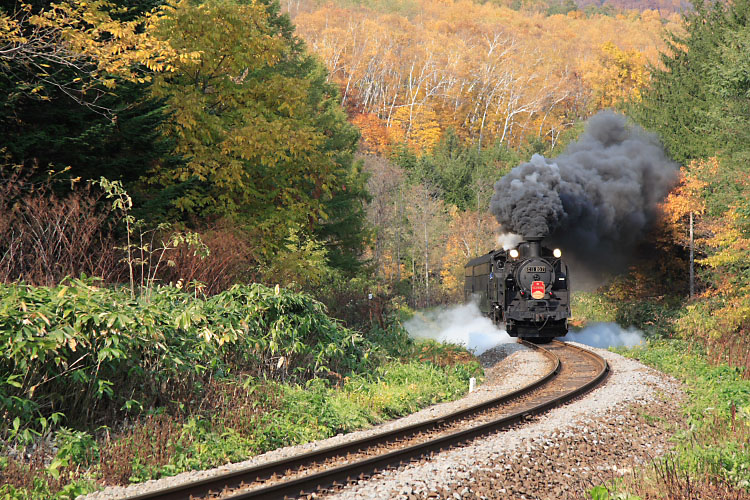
top-left (0, 282), bottom-right (482, 499)
top-left (572, 291), bottom-right (750, 498)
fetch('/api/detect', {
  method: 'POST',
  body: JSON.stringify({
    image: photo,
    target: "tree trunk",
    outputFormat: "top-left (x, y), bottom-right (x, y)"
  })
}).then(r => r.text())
top-left (689, 211), bottom-right (694, 298)
top-left (424, 216), bottom-right (429, 307)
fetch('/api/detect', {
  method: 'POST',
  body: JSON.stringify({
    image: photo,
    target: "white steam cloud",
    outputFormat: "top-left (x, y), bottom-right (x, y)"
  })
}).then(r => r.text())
top-left (562, 322), bottom-right (644, 349)
top-left (497, 232), bottom-right (524, 250)
top-left (404, 302), bottom-right (513, 354)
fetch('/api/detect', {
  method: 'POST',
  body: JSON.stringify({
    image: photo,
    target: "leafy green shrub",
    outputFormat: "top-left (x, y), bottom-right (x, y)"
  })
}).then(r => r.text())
top-left (571, 292), bottom-right (617, 325)
top-left (1, 277), bottom-right (485, 499)
top-left (572, 291), bottom-right (682, 336)
top-left (52, 428), bottom-right (98, 470)
top-left (411, 339), bottom-right (477, 366)
top-left (365, 321), bottom-right (413, 359)
top-left (0, 280), bottom-right (372, 438)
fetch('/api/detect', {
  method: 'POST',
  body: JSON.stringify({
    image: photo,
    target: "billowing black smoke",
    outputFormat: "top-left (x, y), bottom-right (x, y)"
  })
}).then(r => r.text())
top-left (490, 111), bottom-right (678, 273)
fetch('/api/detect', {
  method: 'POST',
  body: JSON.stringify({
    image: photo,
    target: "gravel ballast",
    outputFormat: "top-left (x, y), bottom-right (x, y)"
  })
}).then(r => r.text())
top-left (80, 342), bottom-right (683, 500)
top-left (324, 342), bottom-right (684, 500)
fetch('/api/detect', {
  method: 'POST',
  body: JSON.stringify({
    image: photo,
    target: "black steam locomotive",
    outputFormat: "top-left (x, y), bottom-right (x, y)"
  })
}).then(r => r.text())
top-left (464, 237), bottom-right (570, 342)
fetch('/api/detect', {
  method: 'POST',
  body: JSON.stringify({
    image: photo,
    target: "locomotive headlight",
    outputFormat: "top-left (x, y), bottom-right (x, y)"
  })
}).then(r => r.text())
top-left (509, 249), bottom-right (519, 259)
top-left (553, 248), bottom-right (562, 258)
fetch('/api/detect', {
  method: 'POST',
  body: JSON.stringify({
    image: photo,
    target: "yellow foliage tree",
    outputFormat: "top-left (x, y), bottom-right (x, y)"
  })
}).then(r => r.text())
top-left (660, 157), bottom-right (716, 252)
top-left (0, 1), bottom-right (184, 107)
top-left (583, 41), bottom-right (649, 109)
top-left (440, 207), bottom-right (500, 301)
top-left (390, 105), bottom-right (442, 154)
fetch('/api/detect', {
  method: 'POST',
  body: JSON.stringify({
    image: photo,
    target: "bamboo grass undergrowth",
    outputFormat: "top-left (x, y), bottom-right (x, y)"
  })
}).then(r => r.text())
top-left (0, 279), bottom-right (482, 499)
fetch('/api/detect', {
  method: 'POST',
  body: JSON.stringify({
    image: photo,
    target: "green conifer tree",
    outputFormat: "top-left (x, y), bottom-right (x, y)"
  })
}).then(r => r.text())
top-left (629, 0), bottom-right (750, 167)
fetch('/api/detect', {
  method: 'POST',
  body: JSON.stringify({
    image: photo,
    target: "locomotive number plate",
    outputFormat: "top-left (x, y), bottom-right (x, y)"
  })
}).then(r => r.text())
top-left (526, 266), bottom-right (547, 273)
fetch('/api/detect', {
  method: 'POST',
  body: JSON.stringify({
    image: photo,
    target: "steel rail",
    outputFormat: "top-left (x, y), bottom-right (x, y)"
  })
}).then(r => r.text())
top-left (127, 341), bottom-right (607, 500)
top-left (222, 341), bottom-right (608, 500)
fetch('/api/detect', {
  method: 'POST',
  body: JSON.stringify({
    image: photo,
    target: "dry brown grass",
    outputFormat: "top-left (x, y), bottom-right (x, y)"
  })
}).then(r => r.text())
top-left (414, 341), bottom-right (475, 366)
top-left (158, 225), bottom-right (259, 295)
top-left (0, 169), bottom-right (261, 293)
top-left (201, 377), bottom-right (281, 439)
top-left (0, 441), bottom-right (90, 495)
top-left (618, 455), bottom-right (750, 500)
top-left (705, 334), bottom-right (750, 380)
top-left (98, 413), bottom-right (182, 485)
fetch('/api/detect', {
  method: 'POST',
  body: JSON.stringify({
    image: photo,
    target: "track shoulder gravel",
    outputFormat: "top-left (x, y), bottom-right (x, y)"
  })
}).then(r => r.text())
top-left (323, 342), bottom-right (684, 500)
top-left (80, 343), bottom-right (547, 500)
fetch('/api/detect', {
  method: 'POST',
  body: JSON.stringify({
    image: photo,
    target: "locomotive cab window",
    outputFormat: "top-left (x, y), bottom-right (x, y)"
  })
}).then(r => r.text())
top-left (474, 263), bottom-right (490, 275)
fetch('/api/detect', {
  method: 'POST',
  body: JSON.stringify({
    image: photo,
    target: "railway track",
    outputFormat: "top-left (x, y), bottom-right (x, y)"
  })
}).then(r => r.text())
top-left (126, 341), bottom-right (608, 500)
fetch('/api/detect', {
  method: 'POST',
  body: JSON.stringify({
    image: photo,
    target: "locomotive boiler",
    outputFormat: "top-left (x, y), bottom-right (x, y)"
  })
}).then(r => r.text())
top-left (464, 237), bottom-right (570, 342)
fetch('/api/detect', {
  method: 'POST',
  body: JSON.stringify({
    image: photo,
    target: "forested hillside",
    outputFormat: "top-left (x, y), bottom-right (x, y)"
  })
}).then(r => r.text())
top-left (282, 0), bottom-right (681, 305)
top-left (1, 0), bottom-right (749, 496)
top-left (290, 0), bottom-right (677, 153)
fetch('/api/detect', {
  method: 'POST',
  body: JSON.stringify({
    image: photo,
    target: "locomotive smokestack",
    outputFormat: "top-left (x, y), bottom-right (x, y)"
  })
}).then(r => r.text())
top-left (525, 236), bottom-right (542, 257)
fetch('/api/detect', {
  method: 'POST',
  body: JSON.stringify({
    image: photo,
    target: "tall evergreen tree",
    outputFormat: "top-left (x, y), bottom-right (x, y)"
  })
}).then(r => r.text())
top-left (394, 130), bottom-right (521, 212)
top-left (628, 0), bottom-right (750, 214)
top-left (0, 76), bottom-right (178, 186)
top-left (0, 0), bottom-right (181, 214)
top-left (629, 0), bottom-right (750, 167)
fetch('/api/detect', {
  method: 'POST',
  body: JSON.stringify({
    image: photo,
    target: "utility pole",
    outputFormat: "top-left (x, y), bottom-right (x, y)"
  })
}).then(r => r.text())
top-left (689, 211), bottom-right (694, 298)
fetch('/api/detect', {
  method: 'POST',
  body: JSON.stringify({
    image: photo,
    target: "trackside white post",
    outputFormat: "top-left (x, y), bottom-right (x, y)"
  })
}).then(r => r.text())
top-left (469, 377), bottom-right (476, 393)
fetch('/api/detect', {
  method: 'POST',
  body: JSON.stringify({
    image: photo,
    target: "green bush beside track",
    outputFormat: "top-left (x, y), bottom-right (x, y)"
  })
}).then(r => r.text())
top-left (0, 280), bottom-right (482, 499)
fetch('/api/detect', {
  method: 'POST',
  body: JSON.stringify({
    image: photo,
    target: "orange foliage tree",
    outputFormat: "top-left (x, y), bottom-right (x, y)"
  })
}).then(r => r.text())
top-left (663, 157), bottom-right (750, 368)
top-left (661, 158), bottom-right (713, 247)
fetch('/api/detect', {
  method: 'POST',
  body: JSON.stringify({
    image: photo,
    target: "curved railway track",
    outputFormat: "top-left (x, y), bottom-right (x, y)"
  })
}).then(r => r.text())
top-left (126, 341), bottom-right (608, 500)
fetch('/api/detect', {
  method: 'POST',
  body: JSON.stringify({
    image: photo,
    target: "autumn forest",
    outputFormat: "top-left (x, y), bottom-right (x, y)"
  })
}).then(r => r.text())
top-left (1, 0), bottom-right (749, 496)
